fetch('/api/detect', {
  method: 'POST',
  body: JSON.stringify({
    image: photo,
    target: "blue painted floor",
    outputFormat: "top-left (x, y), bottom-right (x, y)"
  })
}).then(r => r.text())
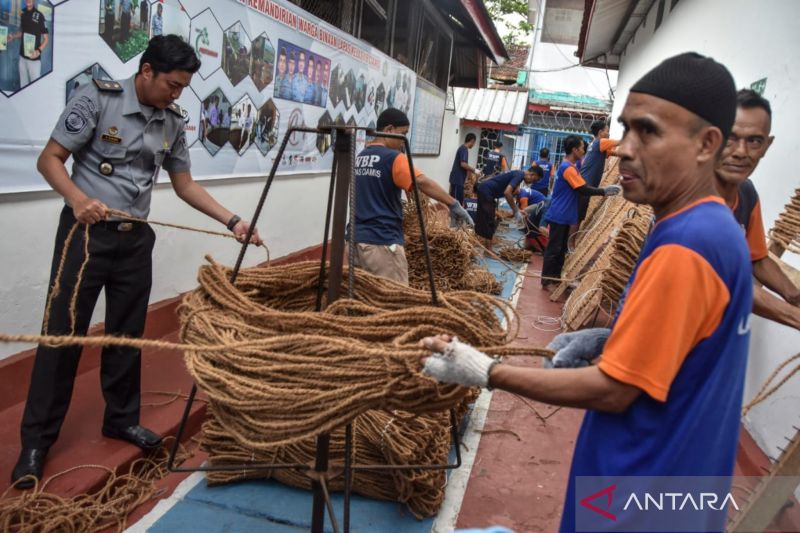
top-left (144, 224), bottom-right (529, 533)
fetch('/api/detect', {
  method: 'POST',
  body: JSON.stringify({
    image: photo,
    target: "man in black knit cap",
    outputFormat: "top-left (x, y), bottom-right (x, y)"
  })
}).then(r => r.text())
top-left (417, 53), bottom-right (753, 532)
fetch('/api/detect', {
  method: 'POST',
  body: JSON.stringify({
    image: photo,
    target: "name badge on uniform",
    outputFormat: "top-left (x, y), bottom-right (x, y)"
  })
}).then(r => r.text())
top-left (101, 126), bottom-right (123, 144)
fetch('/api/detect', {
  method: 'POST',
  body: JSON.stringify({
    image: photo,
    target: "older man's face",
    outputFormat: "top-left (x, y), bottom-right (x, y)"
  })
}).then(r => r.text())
top-left (716, 106), bottom-right (773, 186)
top-left (616, 92), bottom-right (717, 213)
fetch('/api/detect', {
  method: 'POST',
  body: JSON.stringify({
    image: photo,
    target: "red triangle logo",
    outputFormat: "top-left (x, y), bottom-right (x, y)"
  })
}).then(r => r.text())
top-left (579, 484), bottom-right (617, 521)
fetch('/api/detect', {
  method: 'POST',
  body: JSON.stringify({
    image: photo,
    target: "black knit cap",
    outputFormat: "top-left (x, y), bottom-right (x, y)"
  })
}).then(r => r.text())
top-left (630, 52), bottom-right (737, 138)
top-left (376, 108), bottom-right (410, 131)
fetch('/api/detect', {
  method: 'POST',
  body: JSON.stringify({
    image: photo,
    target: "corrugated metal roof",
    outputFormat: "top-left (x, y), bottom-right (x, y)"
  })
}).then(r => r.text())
top-left (453, 87), bottom-right (528, 126)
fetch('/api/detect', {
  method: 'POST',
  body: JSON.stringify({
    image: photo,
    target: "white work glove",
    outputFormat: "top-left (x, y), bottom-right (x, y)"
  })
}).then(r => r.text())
top-left (422, 337), bottom-right (500, 388)
top-left (544, 327), bottom-right (611, 369)
top-left (603, 185), bottom-right (622, 196)
top-left (449, 201), bottom-right (475, 228)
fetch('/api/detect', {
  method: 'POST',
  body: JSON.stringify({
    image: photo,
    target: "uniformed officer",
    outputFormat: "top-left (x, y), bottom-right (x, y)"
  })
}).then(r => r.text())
top-left (12, 35), bottom-right (262, 489)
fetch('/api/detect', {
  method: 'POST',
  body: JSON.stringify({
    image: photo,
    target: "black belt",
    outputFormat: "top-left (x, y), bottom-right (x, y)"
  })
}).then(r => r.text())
top-left (96, 220), bottom-right (141, 232)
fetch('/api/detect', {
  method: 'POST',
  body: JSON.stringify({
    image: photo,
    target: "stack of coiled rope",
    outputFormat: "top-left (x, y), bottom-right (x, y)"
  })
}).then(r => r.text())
top-left (768, 187), bottom-right (800, 254)
top-left (562, 207), bottom-right (652, 330)
top-left (181, 258), bottom-right (550, 517)
top-left (402, 199), bottom-right (501, 295)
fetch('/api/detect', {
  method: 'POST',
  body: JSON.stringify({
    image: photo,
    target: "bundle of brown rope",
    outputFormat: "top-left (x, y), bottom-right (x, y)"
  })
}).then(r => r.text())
top-left (179, 258), bottom-right (551, 450)
top-left (0, 439), bottom-right (192, 533)
top-left (497, 245), bottom-right (533, 263)
top-left (464, 170), bottom-right (479, 199)
top-left (402, 198), bottom-right (501, 294)
top-left (562, 208), bottom-right (651, 330)
top-left (176, 258), bottom-right (551, 517)
top-left (201, 398), bottom-right (476, 519)
top-left (597, 210), bottom-right (652, 306)
top-left (768, 187), bottom-right (800, 254)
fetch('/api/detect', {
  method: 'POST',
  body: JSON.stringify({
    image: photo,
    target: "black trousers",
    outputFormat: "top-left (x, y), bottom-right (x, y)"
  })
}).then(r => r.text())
top-left (474, 188), bottom-right (497, 240)
top-left (541, 222), bottom-right (571, 286)
top-left (21, 207), bottom-right (155, 449)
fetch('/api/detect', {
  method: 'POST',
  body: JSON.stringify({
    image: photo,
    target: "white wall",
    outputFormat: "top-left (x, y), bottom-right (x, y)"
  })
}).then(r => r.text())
top-left (414, 108), bottom-right (466, 186)
top-left (0, 173), bottom-right (331, 360)
top-left (607, 0), bottom-right (800, 459)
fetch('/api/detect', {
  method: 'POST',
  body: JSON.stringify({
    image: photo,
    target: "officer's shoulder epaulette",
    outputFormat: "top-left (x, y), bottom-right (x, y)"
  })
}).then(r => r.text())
top-left (94, 79), bottom-right (123, 92)
top-left (167, 102), bottom-right (186, 118)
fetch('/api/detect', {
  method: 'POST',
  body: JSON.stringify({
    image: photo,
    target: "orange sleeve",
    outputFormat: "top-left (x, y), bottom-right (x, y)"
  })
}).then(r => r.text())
top-left (600, 139), bottom-right (619, 154)
top-left (501, 157), bottom-right (508, 171)
top-left (598, 244), bottom-right (730, 401)
top-left (391, 154), bottom-right (422, 192)
top-left (746, 200), bottom-right (769, 262)
top-left (563, 166), bottom-right (586, 189)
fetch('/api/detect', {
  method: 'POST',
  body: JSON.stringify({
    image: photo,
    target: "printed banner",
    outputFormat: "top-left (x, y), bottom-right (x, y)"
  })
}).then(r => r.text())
top-left (0, 0), bottom-right (418, 193)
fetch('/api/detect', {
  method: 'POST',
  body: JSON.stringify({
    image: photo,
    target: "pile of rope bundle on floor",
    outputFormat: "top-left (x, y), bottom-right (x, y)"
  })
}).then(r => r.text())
top-left (202, 397), bottom-right (476, 519)
top-left (402, 198), bottom-right (501, 295)
top-left (0, 440), bottom-right (192, 533)
top-left (768, 187), bottom-right (800, 254)
top-left (497, 245), bottom-right (533, 263)
top-left (180, 258), bottom-right (552, 517)
top-left (561, 207), bottom-right (652, 330)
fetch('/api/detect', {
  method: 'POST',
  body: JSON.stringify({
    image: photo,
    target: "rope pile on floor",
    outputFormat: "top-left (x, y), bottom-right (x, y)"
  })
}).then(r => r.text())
top-left (768, 187), bottom-right (800, 254)
top-left (402, 199), bottom-right (501, 294)
top-left (201, 396), bottom-right (476, 519)
top-left (497, 245), bottom-right (533, 263)
top-left (0, 439), bottom-right (192, 533)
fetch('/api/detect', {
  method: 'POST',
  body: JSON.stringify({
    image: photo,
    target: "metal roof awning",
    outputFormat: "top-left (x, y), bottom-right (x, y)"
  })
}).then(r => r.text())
top-left (577, 0), bottom-right (657, 69)
top-left (453, 87), bottom-right (528, 130)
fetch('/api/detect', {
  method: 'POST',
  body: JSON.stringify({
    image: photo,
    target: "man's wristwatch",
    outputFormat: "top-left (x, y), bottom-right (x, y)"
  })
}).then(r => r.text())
top-left (226, 214), bottom-right (242, 231)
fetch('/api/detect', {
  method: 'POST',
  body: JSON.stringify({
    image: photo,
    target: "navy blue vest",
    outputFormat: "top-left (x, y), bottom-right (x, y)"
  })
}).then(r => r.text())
top-left (354, 144), bottom-right (406, 246)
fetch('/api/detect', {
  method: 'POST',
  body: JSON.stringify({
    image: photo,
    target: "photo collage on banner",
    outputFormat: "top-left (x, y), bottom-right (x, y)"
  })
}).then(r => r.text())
top-left (0, 0), bottom-right (54, 95)
top-left (0, 0), bottom-right (418, 192)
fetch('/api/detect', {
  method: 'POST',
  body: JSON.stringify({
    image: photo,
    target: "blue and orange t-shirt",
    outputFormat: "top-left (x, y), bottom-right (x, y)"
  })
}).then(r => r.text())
top-left (546, 160), bottom-right (586, 225)
top-left (560, 197), bottom-right (753, 532)
top-left (732, 179), bottom-right (769, 262)
top-left (353, 143), bottom-right (421, 246)
top-left (581, 138), bottom-right (618, 187)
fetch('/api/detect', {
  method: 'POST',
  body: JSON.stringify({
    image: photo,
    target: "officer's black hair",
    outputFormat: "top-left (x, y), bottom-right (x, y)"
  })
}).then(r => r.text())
top-left (494, 141), bottom-right (503, 148)
top-left (529, 165), bottom-right (544, 178)
top-left (590, 119), bottom-right (607, 137)
top-left (736, 89), bottom-right (771, 119)
top-left (465, 133), bottom-right (476, 143)
top-left (140, 35), bottom-right (200, 75)
top-left (539, 147), bottom-right (549, 158)
top-left (564, 135), bottom-right (584, 155)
